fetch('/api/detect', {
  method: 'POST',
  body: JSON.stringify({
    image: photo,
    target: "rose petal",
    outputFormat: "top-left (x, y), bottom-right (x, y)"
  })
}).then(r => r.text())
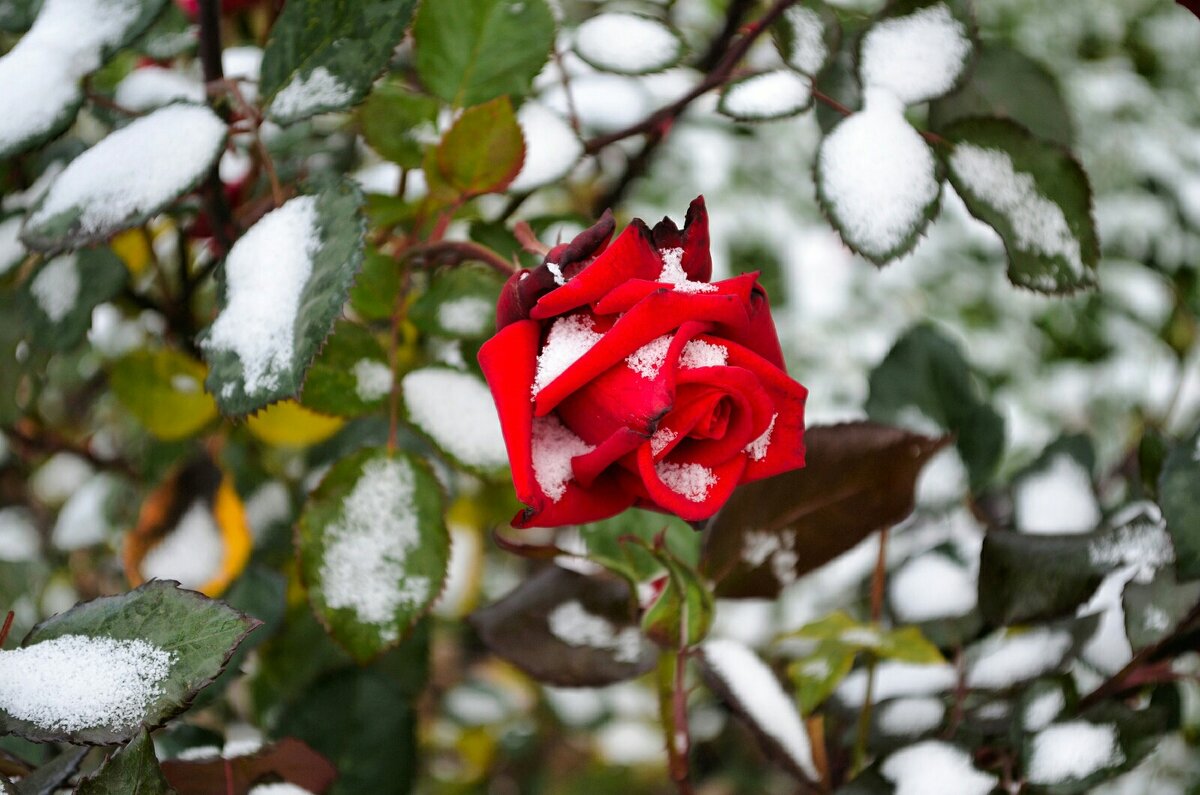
top-left (681, 195), bottom-right (712, 283)
top-left (715, 283), bottom-right (786, 369)
top-left (720, 339), bottom-right (808, 480)
top-left (511, 469), bottom-right (638, 528)
top-left (477, 320), bottom-right (541, 502)
top-left (534, 290), bottom-right (749, 416)
top-left (593, 271), bottom-right (757, 316)
top-left (636, 444), bottom-right (744, 520)
top-left (570, 427), bottom-right (647, 488)
top-left (545, 209), bottom-right (615, 276)
top-left (496, 266), bottom-right (560, 329)
top-left (531, 220), bottom-right (662, 320)
top-left (672, 364), bottom-right (775, 465)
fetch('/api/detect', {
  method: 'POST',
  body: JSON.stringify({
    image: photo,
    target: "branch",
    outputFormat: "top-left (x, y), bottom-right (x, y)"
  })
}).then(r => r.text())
top-left (583, 0), bottom-right (798, 156)
top-left (402, 240), bottom-right (517, 276)
top-left (196, 0), bottom-right (235, 255)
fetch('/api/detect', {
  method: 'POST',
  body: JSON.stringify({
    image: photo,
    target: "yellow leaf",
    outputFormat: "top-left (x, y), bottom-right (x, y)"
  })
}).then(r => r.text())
top-left (109, 349), bottom-right (218, 441)
top-left (246, 400), bottom-right (344, 447)
top-left (110, 228), bottom-right (153, 276)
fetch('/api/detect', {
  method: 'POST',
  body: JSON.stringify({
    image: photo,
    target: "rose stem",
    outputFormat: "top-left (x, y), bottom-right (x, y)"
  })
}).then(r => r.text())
top-left (851, 526), bottom-right (890, 776)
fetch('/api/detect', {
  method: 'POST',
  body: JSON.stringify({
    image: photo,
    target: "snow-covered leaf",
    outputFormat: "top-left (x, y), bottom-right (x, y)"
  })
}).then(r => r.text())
top-left (360, 82), bottom-right (439, 170)
top-left (866, 323), bottom-right (1005, 492)
top-left (573, 12), bottom-right (683, 76)
top-left (880, 740), bottom-right (996, 795)
top-left (1159, 424), bottom-right (1200, 580)
top-left (858, 0), bottom-right (974, 106)
top-left (718, 70), bottom-right (814, 122)
top-left (109, 349), bottom-right (218, 440)
top-left (23, 247), bottom-right (127, 352)
top-left (929, 43), bottom-right (1074, 146)
top-left (21, 105), bottom-right (227, 253)
top-left (5, 747), bottom-right (87, 795)
top-left (469, 566), bottom-right (656, 686)
top-left (297, 448), bottom-right (449, 662)
top-left (0, 0), bottom-right (167, 159)
top-left (434, 96), bottom-right (526, 196)
top-left (414, 0), bottom-right (555, 107)
top-left (408, 264), bottom-right (503, 340)
top-left (75, 729), bottom-right (171, 795)
top-left (943, 117), bottom-right (1099, 294)
top-left (299, 321), bottom-right (390, 418)
top-left (964, 618), bottom-right (1098, 691)
top-left (1123, 567), bottom-right (1200, 650)
top-left (702, 422), bottom-right (948, 599)
top-left (260, 0), bottom-right (418, 125)
top-left (773, 1), bottom-right (839, 77)
top-left (401, 366), bottom-right (509, 477)
top-left (0, 581), bottom-right (259, 744)
top-left (816, 97), bottom-right (942, 263)
top-left (700, 639), bottom-right (820, 783)
top-left (200, 181), bottom-right (365, 416)
top-left (510, 102), bottom-right (583, 192)
top-left (1019, 711), bottom-right (1168, 795)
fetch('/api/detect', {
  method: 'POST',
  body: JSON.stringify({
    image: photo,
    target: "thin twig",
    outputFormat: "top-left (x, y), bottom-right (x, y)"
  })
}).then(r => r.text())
top-left (197, 0), bottom-right (235, 255)
top-left (0, 611), bottom-right (14, 648)
top-left (403, 240), bottom-right (517, 276)
top-left (852, 527), bottom-right (891, 774)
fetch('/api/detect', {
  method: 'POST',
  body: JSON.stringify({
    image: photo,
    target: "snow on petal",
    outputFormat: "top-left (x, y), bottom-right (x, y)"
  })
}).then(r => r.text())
top-left (532, 415), bottom-right (594, 502)
top-left (532, 314), bottom-right (603, 395)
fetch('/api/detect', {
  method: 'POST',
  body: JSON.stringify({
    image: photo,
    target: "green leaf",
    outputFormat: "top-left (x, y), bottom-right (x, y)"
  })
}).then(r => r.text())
top-left (641, 544), bottom-right (714, 649)
top-left (790, 647), bottom-right (856, 715)
top-left (23, 247), bottom-right (126, 352)
top-left (1123, 566), bottom-right (1200, 651)
top-left (360, 82), bottom-right (440, 169)
top-left (11, 747), bottom-right (86, 795)
top-left (408, 263), bottom-right (503, 340)
top-left (942, 117), bottom-right (1099, 294)
top-left (469, 566), bottom-right (657, 686)
top-left (201, 181), bottom-right (366, 416)
top-left (0, 581), bottom-right (259, 744)
top-left (783, 612), bottom-right (943, 663)
top-left (0, 0), bottom-right (167, 159)
top-left (259, 0), bottom-right (418, 125)
top-left (75, 730), bottom-right (171, 795)
top-left (866, 323), bottom-right (1005, 492)
top-left (297, 448), bottom-right (449, 662)
top-left (413, 0), bottom-right (556, 108)
top-left (20, 105), bottom-right (227, 253)
top-left (1160, 424), bottom-right (1200, 580)
top-left (109, 349), bottom-right (218, 440)
top-left (435, 97), bottom-right (526, 196)
top-left (773, 1), bottom-right (839, 77)
top-left (274, 667), bottom-right (417, 795)
top-left (300, 321), bottom-right (390, 418)
top-left (136, 3), bottom-right (196, 61)
top-left (349, 246), bottom-right (401, 322)
top-left (929, 44), bottom-right (1074, 147)
top-left (572, 12), bottom-right (683, 76)
top-left (702, 422), bottom-right (949, 598)
top-left (577, 508), bottom-right (700, 584)
top-left (0, 290), bottom-right (29, 424)
top-left (400, 366), bottom-right (509, 477)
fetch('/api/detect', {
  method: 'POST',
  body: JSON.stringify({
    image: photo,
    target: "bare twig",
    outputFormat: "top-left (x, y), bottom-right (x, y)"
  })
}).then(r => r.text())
top-left (196, 0), bottom-right (235, 255)
top-left (403, 240), bottom-right (517, 276)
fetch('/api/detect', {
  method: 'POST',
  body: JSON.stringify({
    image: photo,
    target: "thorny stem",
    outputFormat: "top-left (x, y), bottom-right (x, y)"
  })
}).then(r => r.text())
top-left (657, 649), bottom-right (695, 795)
top-left (0, 611), bottom-right (14, 648)
top-left (196, 0), bottom-right (235, 255)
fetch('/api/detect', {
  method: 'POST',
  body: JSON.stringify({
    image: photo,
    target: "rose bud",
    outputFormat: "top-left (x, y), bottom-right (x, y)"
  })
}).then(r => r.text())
top-left (478, 197), bottom-right (807, 529)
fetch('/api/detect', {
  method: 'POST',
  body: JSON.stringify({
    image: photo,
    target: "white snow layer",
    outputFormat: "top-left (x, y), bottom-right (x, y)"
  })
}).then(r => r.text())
top-left (1014, 454), bottom-right (1100, 535)
top-left (547, 600), bottom-right (643, 663)
top-left (140, 501), bottom-right (224, 590)
top-left (889, 553), bottom-right (977, 622)
top-left (0, 507), bottom-right (39, 561)
top-left (702, 639), bottom-right (819, 780)
top-left (0, 216), bottom-right (25, 276)
top-left (533, 314), bottom-right (603, 396)
top-left (782, 5), bottom-right (827, 75)
top-left (859, 3), bottom-right (972, 105)
top-left (203, 195), bottom-right (321, 397)
top-left (818, 94), bottom-right (939, 259)
top-left (881, 740), bottom-right (997, 795)
top-left (1027, 721), bottom-right (1124, 785)
top-left (51, 473), bottom-right (117, 550)
top-left (28, 104), bottom-right (227, 236)
top-left (721, 70), bottom-right (813, 120)
top-left (30, 255), bottom-right (80, 323)
top-left (269, 66), bottom-right (354, 121)
top-left (0, 634), bottom-right (173, 732)
top-left (967, 627), bottom-right (1073, 689)
top-left (655, 461), bottom-right (718, 503)
top-left (573, 13), bottom-right (681, 74)
top-left (837, 661), bottom-right (958, 707)
top-left (437, 296), bottom-right (494, 336)
top-left (950, 144), bottom-right (1088, 287)
top-left (352, 359), bottom-right (392, 402)
top-left (401, 368), bottom-right (508, 471)
top-left (510, 102), bottom-right (584, 192)
top-left (114, 67), bottom-right (205, 111)
top-left (0, 0), bottom-right (146, 154)
top-left (319, 456), bottom-right (429, 642)
top-left (531, 415), bottom-right (594, 502)
top-left (877, 696), bottom-right (946, 736)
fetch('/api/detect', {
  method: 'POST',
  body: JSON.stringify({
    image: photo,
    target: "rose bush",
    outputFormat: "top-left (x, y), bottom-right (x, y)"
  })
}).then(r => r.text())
top-left (479, 197), bottom-right (808, 528)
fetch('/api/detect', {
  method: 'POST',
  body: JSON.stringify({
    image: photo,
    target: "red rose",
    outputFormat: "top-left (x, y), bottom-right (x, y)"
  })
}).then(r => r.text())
top-left (478, 197), bottom-right (807, 528)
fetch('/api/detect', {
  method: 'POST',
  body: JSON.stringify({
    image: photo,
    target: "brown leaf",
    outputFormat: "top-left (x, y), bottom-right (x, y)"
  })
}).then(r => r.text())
top-left (160, 738), bottom-right (336, 795)
top-left (701, 421), bottom-right (950, 598)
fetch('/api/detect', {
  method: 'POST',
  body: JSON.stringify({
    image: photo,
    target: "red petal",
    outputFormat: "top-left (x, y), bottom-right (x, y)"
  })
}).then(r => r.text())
top-left (477, 320), bottom-right (541, 504)
top-left (681, 196), bottom-right (712, 283)
top-left (510, 469), bottom-right (638, 528)
top-left (721, 339), bottom-right (808, 481)
top-left (533, 291), bottom-right (748, 416)
top-left (531, 220), bottom-right (661, 320)
top-left (635, 444), bottom-right (744, 521)
top-left (715, 282), bottom-right (786, 369)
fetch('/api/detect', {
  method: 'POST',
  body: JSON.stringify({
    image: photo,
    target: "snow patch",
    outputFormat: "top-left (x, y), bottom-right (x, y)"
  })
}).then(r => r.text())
top-left (877, 696), bottom-right (946, 736)
top-left (655, 461), bottom-right (717, 503)
top-left (269, 66), bottom-right (354, 121)
top-left (0, 634), bottom-right (173, 732)
top-left (1027, 721), bottom-right (1124, 785)
top-left (721, 70), bottom-right (813, 121)
top-left (744, 414), bottom-right (777, 461)
top-left (30, 255), bottom-right (79, 323)
top-left (533, 314), bottom-right (603, 395)
top-left (1015, 454), bottom-right (1099, 535)
top-left (626, 335), bottom-right (672, 379)
top-left (859, 3), bottom-right (971, 105)
top-left (0, 507), bottom-right (39, 561)
top-left (547, 600), bottom-right (643, 663)
top-left (680, 339), bottom-right (728, 369)
top-left (438, 296), bottom-right (494, 337)
top-left (1023, 688), bottom-right (1065, 731)
top-left (882, 741), bottom-right (997, 795)
top-left (574, 13), bottom-right (680, 75)
top-left (140, 501), bottom-right (224, 590)
top-left (889, 553), bottom-right (977, 622)
top-left (531, 415), bottom-right (594, 502)
top-left (782, 6), bottom-right (827, 75)
top-left (702, 639), bottom-right (819, 780)
top-left (658, 247), bottom-right (716, 293)
top-left (511, 103), bottom-right (583, 192)
top-left (352, 358), bottom-right (392, 402)
top-left (402, 368), bottom-right (508, 470)
top-left (966, 627), bottom-right (1073, 689)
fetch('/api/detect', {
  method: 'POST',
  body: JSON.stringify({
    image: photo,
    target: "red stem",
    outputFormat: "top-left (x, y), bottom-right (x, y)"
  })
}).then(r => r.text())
top-left (0, 611), bottom-right (14, 647)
